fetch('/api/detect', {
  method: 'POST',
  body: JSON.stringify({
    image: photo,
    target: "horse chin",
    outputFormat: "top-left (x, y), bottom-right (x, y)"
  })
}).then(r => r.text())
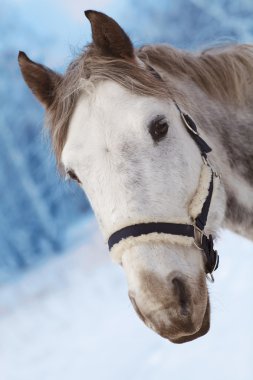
top-left (168, 298), bottom-right (210, 344)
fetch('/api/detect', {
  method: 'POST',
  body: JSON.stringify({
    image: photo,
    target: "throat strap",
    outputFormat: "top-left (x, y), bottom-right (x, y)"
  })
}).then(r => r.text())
top-left (195, 171), bottom-right (214, 231)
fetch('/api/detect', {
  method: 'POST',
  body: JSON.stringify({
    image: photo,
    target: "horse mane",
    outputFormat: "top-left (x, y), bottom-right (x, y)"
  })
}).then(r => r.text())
top-left (47, 43), bottom-right (253, 165)
top-left (139, 43), bottom-right (253, 105)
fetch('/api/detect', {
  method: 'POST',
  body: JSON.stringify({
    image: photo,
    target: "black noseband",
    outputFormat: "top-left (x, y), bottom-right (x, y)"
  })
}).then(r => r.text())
top-left (108, 103), bottom-right (220, 280)
top-left (108, 223), bottom-right (194, 249)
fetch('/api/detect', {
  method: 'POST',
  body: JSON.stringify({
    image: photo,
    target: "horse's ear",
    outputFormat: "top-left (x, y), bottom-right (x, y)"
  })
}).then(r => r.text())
top-left (85, 10), bottom-right (134, 60)
top-left (18, 51), bottom-right (62, 109)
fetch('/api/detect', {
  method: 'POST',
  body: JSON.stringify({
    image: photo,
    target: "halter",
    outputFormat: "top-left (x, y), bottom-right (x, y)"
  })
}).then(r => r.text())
top-left (108, 81), bottom-right (220, 282)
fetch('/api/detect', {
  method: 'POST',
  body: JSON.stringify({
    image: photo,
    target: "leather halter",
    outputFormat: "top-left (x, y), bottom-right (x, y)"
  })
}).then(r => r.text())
top-left (108, 80), bottom-right (220, 282)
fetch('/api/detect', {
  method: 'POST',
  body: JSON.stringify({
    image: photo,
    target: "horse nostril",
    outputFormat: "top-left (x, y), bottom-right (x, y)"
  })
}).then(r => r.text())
top-left (172, 277), bottom-right (190, 316)
top-left (128, 292), bottom-right (146, 323)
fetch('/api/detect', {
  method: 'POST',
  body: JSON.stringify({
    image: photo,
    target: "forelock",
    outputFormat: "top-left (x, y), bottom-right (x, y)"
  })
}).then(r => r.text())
top-left (46, 44), bottom-right (173, 166)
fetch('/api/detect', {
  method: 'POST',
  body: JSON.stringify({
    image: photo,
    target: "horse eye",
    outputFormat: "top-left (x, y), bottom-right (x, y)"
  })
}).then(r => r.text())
top-left (66, 169), bottom-right (81, 184)
top-left (149, 116), bottom-right (169, 142)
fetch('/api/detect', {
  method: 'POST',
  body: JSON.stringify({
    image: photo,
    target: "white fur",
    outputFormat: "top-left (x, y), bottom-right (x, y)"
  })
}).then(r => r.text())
top-left (61, 80), bottom-right (226, 335)
top-left (111, 164), bottom-right (221, 264)
top-left (62, 81), bottom-right (209, 238)
top-left (110, 232), bottom-right (194, 264)
top-left (189, 164), bottom-right (212, 219)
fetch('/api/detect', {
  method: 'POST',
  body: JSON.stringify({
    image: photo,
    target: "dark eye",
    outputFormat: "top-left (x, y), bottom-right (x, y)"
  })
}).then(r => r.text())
top-left (66, 169), bottom-right (81, 184)
top-left (149, 116), bottom-right (169, 142)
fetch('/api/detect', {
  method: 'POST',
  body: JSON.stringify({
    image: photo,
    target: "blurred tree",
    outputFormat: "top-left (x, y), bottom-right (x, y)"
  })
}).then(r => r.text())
top-left (0, 2), bottom-right (89, 281)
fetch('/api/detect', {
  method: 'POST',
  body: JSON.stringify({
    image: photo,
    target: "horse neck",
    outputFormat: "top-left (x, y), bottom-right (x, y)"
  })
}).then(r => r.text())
top-left (183, 83), bottom-right (253, 240)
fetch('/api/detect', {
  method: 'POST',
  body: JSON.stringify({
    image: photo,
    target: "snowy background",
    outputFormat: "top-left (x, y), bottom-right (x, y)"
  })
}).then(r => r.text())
top-left (0, 0), bottom-right (253, 379)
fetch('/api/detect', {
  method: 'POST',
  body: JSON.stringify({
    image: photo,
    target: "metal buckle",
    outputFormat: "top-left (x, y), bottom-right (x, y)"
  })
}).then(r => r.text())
top-left (202, 155), bottom-right (221, 179)
top-left (206, 246), bottom-right (219, 284)
top-left (193, 224), bottom-right (216, 282)
top-left (206, 273), bottom-right (215, 283)
top-left (202, 155), bottom-right (210, 166)
top-left (193, 224), bottom-right (205, 250)
top-left (206, 249), bottom-right (219, 283)
top-left (212, 249), bottom-right (219, 272)
top-left (181, 113), bottom-right (199, 135)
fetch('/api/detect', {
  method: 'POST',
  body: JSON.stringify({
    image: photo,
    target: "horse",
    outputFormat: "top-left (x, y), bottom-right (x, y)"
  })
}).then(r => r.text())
top-left (18, 10), bottom-right (253, 343)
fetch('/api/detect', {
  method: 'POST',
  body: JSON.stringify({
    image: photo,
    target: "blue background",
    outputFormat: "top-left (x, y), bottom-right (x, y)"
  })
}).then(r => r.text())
top-left (1, 2), bottom-right (253, 380)
top-left (0, 0), bottom-right (252, 278)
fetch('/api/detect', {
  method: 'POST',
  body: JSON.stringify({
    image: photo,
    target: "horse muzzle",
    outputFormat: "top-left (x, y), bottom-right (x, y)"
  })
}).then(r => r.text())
top-left (128, 271), bottom-right (209, 343)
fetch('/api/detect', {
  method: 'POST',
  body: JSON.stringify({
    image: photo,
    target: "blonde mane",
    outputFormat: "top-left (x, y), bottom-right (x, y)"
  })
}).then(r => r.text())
top-left (47, 43), bottom-right (253, 164)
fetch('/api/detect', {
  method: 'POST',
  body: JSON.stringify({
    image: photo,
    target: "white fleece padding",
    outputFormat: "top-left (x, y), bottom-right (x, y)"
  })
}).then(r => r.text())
top-left (110, 232), bottom-right (194, 264)
top-left (189, 164), bottom-right (219, 219)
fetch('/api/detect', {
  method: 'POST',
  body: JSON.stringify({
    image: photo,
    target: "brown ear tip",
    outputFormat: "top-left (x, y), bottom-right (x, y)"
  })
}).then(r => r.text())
top-left (84, 10), bottom-right (97, 20)
top-left (18, 51), bottom-right (29, 62)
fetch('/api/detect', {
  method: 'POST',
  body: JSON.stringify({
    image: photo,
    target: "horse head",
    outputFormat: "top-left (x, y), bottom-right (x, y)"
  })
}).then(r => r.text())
top-left (18, 11), bottom-right (226, 343)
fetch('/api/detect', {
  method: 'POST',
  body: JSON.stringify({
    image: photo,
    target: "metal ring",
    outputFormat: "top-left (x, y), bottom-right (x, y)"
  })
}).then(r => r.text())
top-left (202, 156), bottom-right (221, 179)
top-left (202, 155), bottom-right (210, 166)
top-left (193, 224), bottom-right (205, 249)
top-left (181, 113), bottom-right (199, 135)
top-left (206, 273), bottom-right (215, 283)
top-left (213, 250), bottom-right (219, 271)
top-left (193, 241), bottom-right (204, 250)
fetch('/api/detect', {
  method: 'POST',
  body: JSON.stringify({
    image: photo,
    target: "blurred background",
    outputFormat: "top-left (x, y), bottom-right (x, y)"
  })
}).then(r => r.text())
top-left (0, 0), bottom-right (253, 379)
